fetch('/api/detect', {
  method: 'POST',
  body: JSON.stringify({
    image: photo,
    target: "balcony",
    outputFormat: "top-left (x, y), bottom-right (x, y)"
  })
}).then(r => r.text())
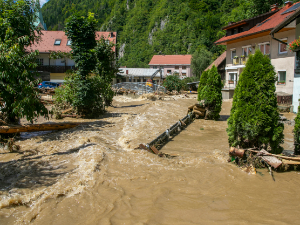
top-left (223, 79), bottom-right (238, 89)
top-left (232, 56), bottom-right (249, 65)
top-left (36, 65), bottom-right (76, 73)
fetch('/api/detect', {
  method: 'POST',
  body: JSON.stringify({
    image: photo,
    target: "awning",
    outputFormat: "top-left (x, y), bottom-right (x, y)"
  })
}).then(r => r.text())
top-left (225, 65), bottom-right (245, 70)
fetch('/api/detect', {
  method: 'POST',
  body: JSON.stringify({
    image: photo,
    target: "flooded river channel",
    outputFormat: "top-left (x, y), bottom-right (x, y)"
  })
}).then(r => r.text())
top-left (0, 95), bottom-right (299, 224)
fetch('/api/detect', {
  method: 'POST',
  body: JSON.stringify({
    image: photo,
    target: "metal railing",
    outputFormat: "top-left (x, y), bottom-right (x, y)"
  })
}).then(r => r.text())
top-left (112, 82), bottom-right (166, 94)
top-left (223, 80), bottom-right (238, 89)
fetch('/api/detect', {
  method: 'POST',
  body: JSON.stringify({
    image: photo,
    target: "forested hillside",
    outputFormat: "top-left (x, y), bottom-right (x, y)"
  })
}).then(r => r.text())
top-left (41, 0), bottom-right (283, 67)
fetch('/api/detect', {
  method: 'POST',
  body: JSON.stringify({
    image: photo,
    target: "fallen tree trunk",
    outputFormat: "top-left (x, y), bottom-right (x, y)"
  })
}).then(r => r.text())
top-left (193, 109), bottom-right (205, 117)
top-left (0, 123), bottom-right (80, 133)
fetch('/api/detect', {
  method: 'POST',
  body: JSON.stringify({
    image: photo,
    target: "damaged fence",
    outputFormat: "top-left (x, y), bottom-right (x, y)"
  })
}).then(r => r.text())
top-left (139, 111), bottom-right (195, 155)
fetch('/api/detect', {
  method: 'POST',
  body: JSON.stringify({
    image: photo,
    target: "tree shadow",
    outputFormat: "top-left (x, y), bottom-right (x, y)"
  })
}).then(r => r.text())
top-left (219, 115), bottom-right (230, 121)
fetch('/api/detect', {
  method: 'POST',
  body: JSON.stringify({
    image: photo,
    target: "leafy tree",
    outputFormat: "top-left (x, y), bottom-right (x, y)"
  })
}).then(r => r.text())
top-left (294, 106), bottom-right (300, 154)
top-left (0, 0), bottom-right (48, 124)
top-left (54, 13), bottom-right (117, 117)
top-left (162, 74), bottom-right (182, 92)
top-left (198, 65), bottom-right (222, 120)
top-left (197, 70), bottom-right (209, 101)
top-left (191, 48), bottom-right (213, 78)
top-left (181, 76), bottom-right (199, 91)
top-left (227, 50), bottom-right (284, 154)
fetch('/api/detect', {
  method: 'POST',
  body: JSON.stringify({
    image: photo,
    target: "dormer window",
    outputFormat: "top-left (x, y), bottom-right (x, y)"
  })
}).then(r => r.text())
top-left (54, 39), bottom-right (61, 45)
top-left (67, 39), bottom-right (71, 46)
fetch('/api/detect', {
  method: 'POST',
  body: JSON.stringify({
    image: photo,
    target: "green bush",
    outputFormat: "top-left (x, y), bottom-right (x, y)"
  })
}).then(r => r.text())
top-left (162, 75), bottom-right (183, 92)
top-left (181, 76), bottom-right (199, 91)
top-left (198, 65), bottom-right (222, 120)
top-left (227, 49), bottom-right (284, 154)
top-left (197, 70), bottom-right (209, 101)
top-left (294, 106), bottom-right (300, 154)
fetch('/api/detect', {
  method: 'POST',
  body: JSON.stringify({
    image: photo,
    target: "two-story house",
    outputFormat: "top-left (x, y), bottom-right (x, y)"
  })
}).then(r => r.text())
top-left (28, 31), bottom-right (117, 83)
top-left (271, 6), bottom-right (300, 113)
top-left (215, 1), bottom-right (297, 99)
top-left (148, 55), bottom-right (193, 78)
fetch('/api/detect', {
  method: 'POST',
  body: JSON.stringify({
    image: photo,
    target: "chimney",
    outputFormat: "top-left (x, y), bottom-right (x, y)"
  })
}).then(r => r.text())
top-left (285, 1), bottom-right (293, 7)
top-left (111, 32), bottom-right (114, 37)
top-left (270, 3), bottom-right (279, 11)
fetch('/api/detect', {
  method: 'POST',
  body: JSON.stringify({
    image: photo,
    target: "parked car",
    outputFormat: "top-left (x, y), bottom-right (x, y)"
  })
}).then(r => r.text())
top-left (38, 81), bottom-right (60, 89)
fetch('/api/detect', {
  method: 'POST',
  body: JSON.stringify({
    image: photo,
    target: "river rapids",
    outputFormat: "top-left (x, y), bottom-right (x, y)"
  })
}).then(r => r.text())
top-left (0, 95), bottom-right (299, 224)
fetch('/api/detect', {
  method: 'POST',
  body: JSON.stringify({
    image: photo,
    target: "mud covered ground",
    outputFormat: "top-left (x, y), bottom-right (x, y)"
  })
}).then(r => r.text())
top-left (0, 94), bottom-right (299, 225)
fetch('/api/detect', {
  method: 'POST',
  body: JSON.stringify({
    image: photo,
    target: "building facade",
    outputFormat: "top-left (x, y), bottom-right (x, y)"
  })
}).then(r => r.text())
top-left (215, 2), bottom-right (297, 99)
top-left (28, 31), bottom-right (117, 83)
top-left (148, 55), bottom-right (193, 78)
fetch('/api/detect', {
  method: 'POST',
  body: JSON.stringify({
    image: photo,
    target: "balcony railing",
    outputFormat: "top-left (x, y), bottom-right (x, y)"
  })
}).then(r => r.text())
top-left (232, 57), bottom-right (249, 65)
top-left (224, 80), bottom-right (238, 89)
top-left (36, 65), bottom-right (76, 73)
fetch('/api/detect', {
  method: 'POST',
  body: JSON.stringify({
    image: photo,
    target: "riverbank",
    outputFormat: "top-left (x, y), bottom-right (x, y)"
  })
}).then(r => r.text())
top-left (0, 95), bottom-right (298, 224)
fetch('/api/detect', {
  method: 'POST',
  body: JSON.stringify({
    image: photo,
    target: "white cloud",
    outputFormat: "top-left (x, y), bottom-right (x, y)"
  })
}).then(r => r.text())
top-left (40, 0), bottom-right (48, 7)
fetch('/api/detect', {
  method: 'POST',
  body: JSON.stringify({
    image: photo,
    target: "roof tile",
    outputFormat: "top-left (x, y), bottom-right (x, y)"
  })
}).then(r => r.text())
top-left (149, 55), bottom-right (192, 65)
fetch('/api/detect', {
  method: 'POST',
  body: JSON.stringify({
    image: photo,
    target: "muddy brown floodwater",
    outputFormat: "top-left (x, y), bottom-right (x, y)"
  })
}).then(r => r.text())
top-left (0, 95), bottom-right (299, 225)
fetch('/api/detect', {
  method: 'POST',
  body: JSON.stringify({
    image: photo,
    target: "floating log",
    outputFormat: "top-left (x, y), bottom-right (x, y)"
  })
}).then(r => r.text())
top-left (247, 149), bottom-right (300, 162)
top-left (0, 123), bottom-right (80, 133)
top-left (188, 104), bottom-right (196, 110)
top-left (150, 146), bottom-right (159, 154)
top-left (193, 106), bottom-right (206, 112)
top-left (139, 144), bottom-right (152, 153)
top-left (61, 108), bottom-right (73, 114)
top-left (193, 109), bottom-right (205, 117)
top-left (229, 147), bottom-right (245, 158)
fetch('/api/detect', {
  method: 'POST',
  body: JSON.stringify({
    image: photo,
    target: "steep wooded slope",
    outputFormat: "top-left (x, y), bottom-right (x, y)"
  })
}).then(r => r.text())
top-left (41, 0), bottom-right (283, 67)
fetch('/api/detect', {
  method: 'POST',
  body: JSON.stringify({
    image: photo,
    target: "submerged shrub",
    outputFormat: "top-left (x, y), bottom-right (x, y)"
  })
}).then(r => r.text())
top-left (163, 74), bottom-right (183, 92)
top-left (198, 65), bottom-right (222, 120)
top-left (227, 49), bottom-right (284, 154)
top-left (294, 106), bottom-right (300, 154)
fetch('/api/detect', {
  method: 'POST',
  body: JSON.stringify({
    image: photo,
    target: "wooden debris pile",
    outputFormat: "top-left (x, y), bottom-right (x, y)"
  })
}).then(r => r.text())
top-left (112, 87), bottom-right (136, 95)
top-left (229, 147), bottom-right (300, 178)
top-left (187, 103), bottom-right (206, 119)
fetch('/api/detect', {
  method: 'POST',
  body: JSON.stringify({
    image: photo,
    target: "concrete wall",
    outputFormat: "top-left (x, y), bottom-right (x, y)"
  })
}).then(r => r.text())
top-left (225, 29), bottom-right (295, 96)
top-left (293, 77), bottom-right (300, 113)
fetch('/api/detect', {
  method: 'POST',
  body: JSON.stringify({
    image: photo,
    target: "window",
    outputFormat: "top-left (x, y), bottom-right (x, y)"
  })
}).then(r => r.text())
top-left (54, 39), bottom-right (61, 45)
top-left (105, 40), bottom-right (110, 45)
top-left (279, 38), bottom-right (287, 54)
top-left (167, 70), bottom-right (172, 73)
top-left (242, 46), bottom-right (252, 57)
top-left (36, 58), bottom-right (43, 66)
top-left (67, 40), bottom-right (71, 46)
top-left (259, 42), bottom-right (270, 55)
top-left (153, 66), bottom-right (157, 69)
top-left (175, 66), bottom-right (179, 69)
top-left (231, 49), bottom-right (236, 59)
top-left (160, 66), bottom-right (164, 69)
top-left (182, 66), bottom-right (186, 69)
top-left (229, 73), bottom-right (237, 82)
top-left (182, 73), bottom-right (186, 76)
top-left (278, 71), bottom-right (286, 84)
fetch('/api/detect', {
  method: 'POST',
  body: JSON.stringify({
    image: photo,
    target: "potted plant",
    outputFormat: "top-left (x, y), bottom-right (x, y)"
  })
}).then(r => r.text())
top-left (233, 56), bottom-right (239, 65)
top-left (288, 37), bottom-right (300, 52)
top-left (277, 80), bottom-right (285, 85)
top-left (228, 80), bottom-right (234, 84)
top-left (240, 55), bottom-right (245, 58)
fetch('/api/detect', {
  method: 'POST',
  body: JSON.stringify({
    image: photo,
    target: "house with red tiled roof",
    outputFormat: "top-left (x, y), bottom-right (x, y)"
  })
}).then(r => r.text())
top-left (148, 55), bottom-right (193, 78)
top-left (28, 31), bottom-right (116, 82)
top-left (215, 1), bottom-right (297, 99)
top-left (205, 51), bottom-right (226, 80)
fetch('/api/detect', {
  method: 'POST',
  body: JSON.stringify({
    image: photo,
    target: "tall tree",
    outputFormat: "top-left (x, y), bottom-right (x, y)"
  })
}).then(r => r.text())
top-left (0, 0), bottom-right (48, 124)
top-left (54, 13), bottom-right (117, 117)
top-left (197, 69), bottom-right (208, 101)
top-left (198, 65), bottom-right (222, 120)
top-left (227, 49), bottom-right (284, 154)
top-left (191, 48), bottom-right (213, 78)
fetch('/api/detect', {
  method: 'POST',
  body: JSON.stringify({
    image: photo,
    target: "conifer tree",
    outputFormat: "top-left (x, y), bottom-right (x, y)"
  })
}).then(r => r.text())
top-left (294, 106), bottom-right (300, 154)
top-left (198, 65), bottom-right (222, 120)
top-left (197, 70), bottom-right (209, 101)
top-left (227, 49), bottom-right (284, 154)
